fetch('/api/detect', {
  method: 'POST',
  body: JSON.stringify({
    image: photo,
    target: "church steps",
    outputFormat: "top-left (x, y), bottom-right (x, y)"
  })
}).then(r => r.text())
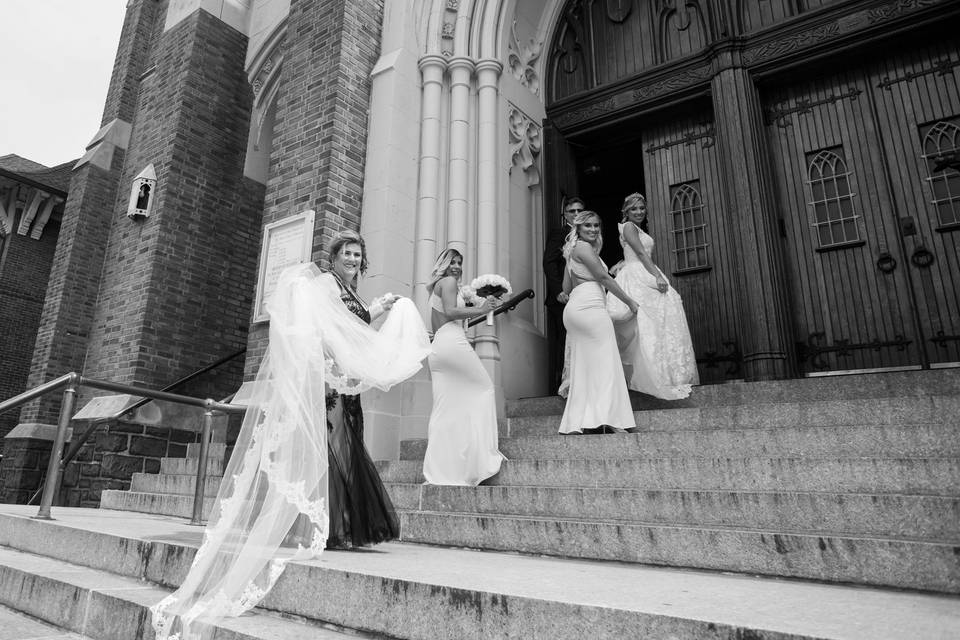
top-left (396, 510), bottom-right (959, 592)
top-left (0, 546), bottom-right (365, 640)
top-left (377, 457), bottom-right (960, 494)
top-left (100, 489), bottom-right (215, 520)
top-left (1, 507), bottom-right (957, 640)
top-left (401, 422), bottom-right (959, 459)
top-left (128, 470), bottom-right (223, 496)
top-left (160, 456), bottom-right (224, 476)
top-left (506, 395), bottom-right (960, 437)
top-left (385, 483), bottom-right (960, 540)
top-left (506, 368), bottom-right (960, 417)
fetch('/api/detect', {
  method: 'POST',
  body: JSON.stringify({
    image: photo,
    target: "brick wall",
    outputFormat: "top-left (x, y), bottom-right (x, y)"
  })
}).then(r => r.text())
top-left (244, 0), bottom-right (385, 379)
top-left (0, 219), bottom-right (60, 445)
top-left (82, 10), bottom-right (261, 402)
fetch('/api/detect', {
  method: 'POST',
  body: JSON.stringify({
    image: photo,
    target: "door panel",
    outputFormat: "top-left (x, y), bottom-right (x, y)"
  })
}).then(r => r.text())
top-left (869, 40), bottom-right (960, 365)
top-left (765, 72), bottom-right (924, 373)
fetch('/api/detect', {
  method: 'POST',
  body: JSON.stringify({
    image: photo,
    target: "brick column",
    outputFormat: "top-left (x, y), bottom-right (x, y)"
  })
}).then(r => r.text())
top-left (16, 0), bottom-right (162, 428)
top-left (710, 55), bottom-right (795, 380)
top-left (81, 9), bottom-right (260, 397)
top-left (245, 0), bottom-right (385, 378)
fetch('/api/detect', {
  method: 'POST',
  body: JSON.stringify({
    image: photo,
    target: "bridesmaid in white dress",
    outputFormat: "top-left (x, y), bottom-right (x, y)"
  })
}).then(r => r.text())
top-left (607, 193), bottom-right (699, 399)
top-left (422, 249), bottom-right (505, 485)
top-left (559, 211), bottom-right (638, 434)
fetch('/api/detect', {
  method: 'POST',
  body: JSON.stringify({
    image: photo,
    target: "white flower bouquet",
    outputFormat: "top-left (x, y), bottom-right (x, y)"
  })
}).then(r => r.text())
top-left (459, 284), bottom-right (480, 307)
top-left (470, 274), bottom-right (512, 325)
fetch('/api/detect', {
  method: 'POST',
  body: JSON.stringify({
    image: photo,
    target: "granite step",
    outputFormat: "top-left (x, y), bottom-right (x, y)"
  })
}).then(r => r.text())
top-left (129, 470), bottom-right (223, 496)
top-left (506, 396), bottom-right (960, 437)
top-left (401, 422), bottom-right (959, 460)
top-left (506, 368), bottom-right (960, 416)
top-left (185, 441), bottom-right (227, 459)
top-left (378, 457), bottom-right (960, 494)
top-left (161, 455), bottom-right (225, 476)
top-left (1, 506), bottom-right (958, 639)
top-left (100, 489), bottom-right (216, 520)
top-left (386, 483), bottom-right (960, 540)
top-left (0, 546), bottom-right (362, 640)
top-left (397, 509), bottom-right (960, 592)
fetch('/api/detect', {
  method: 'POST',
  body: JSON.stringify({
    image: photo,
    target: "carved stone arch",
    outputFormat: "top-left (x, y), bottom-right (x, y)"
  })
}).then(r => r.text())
top-left (244, 19), bottom-right (286, 182)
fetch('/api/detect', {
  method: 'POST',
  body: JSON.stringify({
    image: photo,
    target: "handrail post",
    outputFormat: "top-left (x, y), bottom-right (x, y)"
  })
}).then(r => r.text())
top-left (190, 408), bottom-right (215, 526)
top-left (35, 373), bottom-right (80, 520)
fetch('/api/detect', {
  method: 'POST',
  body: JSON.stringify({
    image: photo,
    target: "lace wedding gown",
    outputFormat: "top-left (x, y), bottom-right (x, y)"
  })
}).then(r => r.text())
top-left (150, 263), bottom-right (430, 640)
top-left (606, 223), bottom-right (699, 399)
top-left (422, 290), bottom-right (504, 485)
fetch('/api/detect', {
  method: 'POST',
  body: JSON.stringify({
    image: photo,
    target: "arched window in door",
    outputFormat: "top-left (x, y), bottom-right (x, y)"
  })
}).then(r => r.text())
top-left (921, 119), bottom-right (960, 229)
top-left (670, 181), bottom-right (709, 272)
top-left (806, 148), bottom-right (861, 249)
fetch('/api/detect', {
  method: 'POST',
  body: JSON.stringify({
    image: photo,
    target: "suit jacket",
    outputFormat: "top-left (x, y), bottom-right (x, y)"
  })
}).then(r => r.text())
top-left (543, 226), bottom-right (568, 309)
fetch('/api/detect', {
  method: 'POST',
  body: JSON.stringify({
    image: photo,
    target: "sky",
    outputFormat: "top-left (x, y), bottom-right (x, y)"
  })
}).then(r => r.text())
top-left (0, 2), bottom-right (126, 168)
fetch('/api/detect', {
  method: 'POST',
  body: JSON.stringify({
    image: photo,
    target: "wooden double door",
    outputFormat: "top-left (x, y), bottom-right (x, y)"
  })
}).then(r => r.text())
top-left (764, 40), bottom-right (960, 374)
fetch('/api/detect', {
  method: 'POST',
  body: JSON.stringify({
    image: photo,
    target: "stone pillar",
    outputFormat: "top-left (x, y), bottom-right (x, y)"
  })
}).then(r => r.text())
top-left (446, 57), bottom-right (475, 254)
top-left (473, 59), bottom-right (503, 410)
top-left (413, 55), bottom-right (447, 312)
top-left (244, 0), bottom-right (385, 378)
top-left (710, 58), bottom-right (795, 380)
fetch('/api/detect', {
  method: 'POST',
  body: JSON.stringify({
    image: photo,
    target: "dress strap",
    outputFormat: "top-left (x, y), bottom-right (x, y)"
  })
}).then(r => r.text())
top-left (329, 270), bottom-right (368, 311)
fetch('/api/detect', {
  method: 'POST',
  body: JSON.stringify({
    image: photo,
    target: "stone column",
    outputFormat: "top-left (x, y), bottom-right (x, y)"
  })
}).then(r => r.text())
top-left (413, 55), bottom-right (447, 312)
top-left (473, 59), bottom-right (503, 403)
top-left (710, 57), bottom-right (794, 380)
top-left (446, 57), bottom-right (475, 254)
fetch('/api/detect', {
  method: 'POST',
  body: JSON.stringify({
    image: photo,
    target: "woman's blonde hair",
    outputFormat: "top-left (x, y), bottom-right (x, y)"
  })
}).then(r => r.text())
top-left (427, 248), bottom-right (463, 294)
top-left (562, 210), bottom-right (602, 260)
top-left (327, 230), bottom-right (368, 286)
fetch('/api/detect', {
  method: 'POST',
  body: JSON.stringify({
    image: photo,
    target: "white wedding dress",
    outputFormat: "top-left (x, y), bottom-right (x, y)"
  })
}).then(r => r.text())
top-left (559, 244), bottom-right (635, 434)
top-left (150, 263), bottom-right (430, 640)
top-left (606, 223), bottom-right (699, 399)
top-left (422, 290), bottom-right (504, 485)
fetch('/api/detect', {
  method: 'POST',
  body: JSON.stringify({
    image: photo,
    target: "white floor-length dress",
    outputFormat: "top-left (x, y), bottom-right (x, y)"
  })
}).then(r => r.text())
top-left (423, 291), bottom-right (504, 485)
top-left (559, 247), bottom-right (636, 434)
top-left (607, 222), bottom-right (699, 399)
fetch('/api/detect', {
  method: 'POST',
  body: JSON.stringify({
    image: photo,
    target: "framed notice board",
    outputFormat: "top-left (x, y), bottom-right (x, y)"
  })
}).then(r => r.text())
top-left (253, 210), bottom-right (316, 323)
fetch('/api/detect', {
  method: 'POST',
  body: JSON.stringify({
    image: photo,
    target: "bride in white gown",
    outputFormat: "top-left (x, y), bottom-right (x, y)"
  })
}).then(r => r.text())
top-left (606, 193), bottom-right (699, 399)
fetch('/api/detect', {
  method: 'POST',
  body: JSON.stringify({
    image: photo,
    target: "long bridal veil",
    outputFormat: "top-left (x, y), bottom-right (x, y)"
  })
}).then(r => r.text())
top-left (151, 263), bottom-right (430, 640)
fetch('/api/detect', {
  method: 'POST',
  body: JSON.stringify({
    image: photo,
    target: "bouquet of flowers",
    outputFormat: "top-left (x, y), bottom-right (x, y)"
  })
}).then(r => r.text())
top-left (470, 274), bottom-right (512, 325)
top-left (459, 284), bottom-right (480, 307)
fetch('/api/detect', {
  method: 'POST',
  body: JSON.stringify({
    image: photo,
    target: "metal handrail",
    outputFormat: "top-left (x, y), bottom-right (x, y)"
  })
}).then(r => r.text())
top-left (466, 288), bottom-right (536, 327)
top-left (25, 348), bottom-right (246, 506)
top-left (0, 373), bottom-right (246, 522)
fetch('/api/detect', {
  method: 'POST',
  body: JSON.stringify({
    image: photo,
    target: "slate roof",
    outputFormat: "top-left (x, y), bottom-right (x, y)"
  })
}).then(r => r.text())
top-left (0, 154), bottom-right (76, 195)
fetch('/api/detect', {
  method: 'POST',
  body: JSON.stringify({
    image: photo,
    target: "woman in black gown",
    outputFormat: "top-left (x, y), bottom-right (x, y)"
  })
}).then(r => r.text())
top-left (323, 230), bottom-right (401, 548)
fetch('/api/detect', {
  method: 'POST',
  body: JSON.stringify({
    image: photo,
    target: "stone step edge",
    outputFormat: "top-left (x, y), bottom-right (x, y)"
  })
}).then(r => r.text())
top-left (0, 512), bottom-right (856, 640)
top-left (506, 393), bottom-right (960, 416)
top-left (384, 455), bottom-right (960, 464)
top-left (398, 508), bottom-right (960, 545)
top-left (384, 481), bottom-right (960, 500)
top-left (0, 545), bottom-right (369, 640)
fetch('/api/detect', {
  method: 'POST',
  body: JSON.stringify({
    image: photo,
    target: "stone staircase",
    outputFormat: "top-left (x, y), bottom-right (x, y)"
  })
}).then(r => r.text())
top-left (0, 369), bottom-right (958, 638)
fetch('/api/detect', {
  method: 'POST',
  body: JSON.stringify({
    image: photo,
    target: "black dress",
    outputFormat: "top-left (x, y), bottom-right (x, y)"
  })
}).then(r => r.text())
top-left (324, 276), bottom-right (400, 549)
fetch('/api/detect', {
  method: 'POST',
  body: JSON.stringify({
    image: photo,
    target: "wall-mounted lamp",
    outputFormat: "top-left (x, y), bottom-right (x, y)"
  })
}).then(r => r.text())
top-left (127, 164), bottom-right (157, 219)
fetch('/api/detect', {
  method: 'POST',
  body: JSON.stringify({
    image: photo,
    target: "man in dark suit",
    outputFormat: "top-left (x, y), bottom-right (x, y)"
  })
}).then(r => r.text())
top-left (543, 196), bottom-right (585, 395)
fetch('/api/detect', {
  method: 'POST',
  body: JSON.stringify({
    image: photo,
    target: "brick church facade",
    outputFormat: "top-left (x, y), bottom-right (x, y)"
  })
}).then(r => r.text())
top-left (1, 0), bottom-right (958, 506)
